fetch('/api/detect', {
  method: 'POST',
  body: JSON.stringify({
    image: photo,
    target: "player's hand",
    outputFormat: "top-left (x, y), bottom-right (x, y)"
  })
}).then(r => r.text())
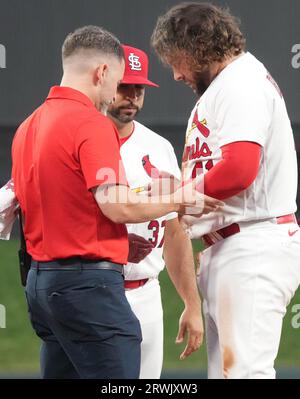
top-left (174, 180), bottom-right (224, 216)
top-left (176, 306), bottom-right (204, 360)
top-left (146, 171), bottom-right (180, 196)
top-left (127, 233), bottom-right (154, 263)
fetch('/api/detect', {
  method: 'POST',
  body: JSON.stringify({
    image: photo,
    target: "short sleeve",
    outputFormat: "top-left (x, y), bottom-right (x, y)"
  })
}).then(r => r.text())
top-left (213, 83), bottom-right (272, 148)
top-left (75, 116), bottom-right (128, 190)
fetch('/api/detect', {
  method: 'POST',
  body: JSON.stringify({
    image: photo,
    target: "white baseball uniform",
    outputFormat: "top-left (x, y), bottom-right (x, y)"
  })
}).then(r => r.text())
top-left (182, 52), bottom-right (300, 378)
top-left (120, 120), bottom-right (181, 379)
top-left (0, 180), bottom-right (18, 240)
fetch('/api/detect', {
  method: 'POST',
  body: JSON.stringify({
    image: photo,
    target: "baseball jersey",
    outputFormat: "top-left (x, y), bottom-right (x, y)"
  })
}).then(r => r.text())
top-left (120, 120), bottom-right (181, 280)
top-left (182, 52), bottom-right (298, 238)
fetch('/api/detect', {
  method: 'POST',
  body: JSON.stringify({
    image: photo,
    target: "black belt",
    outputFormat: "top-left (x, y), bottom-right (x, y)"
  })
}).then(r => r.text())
top-left (31, 258), bottom-right (124, 274)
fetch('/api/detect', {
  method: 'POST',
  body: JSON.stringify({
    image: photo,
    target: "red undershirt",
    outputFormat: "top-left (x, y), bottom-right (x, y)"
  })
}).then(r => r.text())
top-left (119, 123), bottom-right (135, 146)
top-left (202, 141), bottom-right (261, 200)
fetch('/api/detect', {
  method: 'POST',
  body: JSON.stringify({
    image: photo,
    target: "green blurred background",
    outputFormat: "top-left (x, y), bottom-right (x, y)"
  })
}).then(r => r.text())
top-left (0, 239), bottom-right (300, 378)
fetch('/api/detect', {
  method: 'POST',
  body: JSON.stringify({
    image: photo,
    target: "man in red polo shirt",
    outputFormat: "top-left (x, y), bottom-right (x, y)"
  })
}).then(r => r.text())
top-left (11, 26), bottom-right (222, 379)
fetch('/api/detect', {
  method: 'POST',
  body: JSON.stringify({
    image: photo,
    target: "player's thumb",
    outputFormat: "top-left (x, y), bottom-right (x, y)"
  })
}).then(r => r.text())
top-left (175, 324), bottom-right (186, 344)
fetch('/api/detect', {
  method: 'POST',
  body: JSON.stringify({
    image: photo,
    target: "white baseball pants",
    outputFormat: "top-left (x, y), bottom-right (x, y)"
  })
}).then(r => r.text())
top-left (125, 278), bottom-right (163, 379)
top-left (198, 219), bottom-right (300, 379)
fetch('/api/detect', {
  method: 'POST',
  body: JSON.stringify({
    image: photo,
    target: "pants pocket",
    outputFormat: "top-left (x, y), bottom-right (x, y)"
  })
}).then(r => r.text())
top-left (47, 282), bottom-right (140, 342)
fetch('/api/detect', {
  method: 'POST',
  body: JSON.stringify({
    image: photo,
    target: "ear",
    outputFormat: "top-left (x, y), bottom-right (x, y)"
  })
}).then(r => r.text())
top-left (94, 63), bottom-right (108, 86)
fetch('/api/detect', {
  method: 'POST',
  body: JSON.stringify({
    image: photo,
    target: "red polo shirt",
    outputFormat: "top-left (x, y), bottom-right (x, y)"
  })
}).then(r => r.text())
top-left (12, 86), bottom-right (128, 264)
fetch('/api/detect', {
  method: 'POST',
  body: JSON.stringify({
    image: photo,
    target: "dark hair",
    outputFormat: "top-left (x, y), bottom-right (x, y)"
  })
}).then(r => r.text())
top-left (151, 2), bottom-right (246, 71)
top-left (62, 25), bottom-right (124, 61)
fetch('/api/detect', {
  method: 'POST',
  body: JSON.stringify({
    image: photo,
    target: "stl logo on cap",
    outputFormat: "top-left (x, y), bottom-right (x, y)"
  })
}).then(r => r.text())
top-left (128, 53), bottom-right (142, 71)
top-left (121, 45), bottom-right (159, 87)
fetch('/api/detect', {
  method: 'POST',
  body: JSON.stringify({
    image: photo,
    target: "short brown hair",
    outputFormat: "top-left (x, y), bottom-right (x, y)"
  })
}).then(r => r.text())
top-left (62, 25), bottom-right (124, 61)
top-left (151, 2), bottom-right (246, 71)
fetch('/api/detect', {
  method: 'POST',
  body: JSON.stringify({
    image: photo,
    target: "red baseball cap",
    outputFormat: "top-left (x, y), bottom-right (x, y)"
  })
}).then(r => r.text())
top-left (121, 45), bottom-right (159, 87)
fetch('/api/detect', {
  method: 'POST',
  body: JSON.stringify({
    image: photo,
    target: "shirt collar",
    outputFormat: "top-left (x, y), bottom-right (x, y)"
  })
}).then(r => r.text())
top-left (119, 121), bottom-right (135, 146)
top-left (46, 86), bottom-right (95, 108)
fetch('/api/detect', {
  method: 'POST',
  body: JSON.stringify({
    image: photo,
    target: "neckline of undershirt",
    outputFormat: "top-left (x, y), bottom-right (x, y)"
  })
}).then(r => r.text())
top-left (119, 121), bottom-right (135, 146)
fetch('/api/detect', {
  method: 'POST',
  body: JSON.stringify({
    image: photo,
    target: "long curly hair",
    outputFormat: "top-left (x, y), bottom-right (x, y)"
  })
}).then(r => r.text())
top-left (151, 2), bottom-right (246, 72)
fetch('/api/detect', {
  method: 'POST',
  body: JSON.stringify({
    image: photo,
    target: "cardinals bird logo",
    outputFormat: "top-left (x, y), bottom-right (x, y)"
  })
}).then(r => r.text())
top-left (142, 155), bottom-right (174, 179)
top-left (142, 155), bottom-right (160, 179)
top-left (192, 109), bottom-right (210, 138)
top-left (141, 154), bottom-right (177, 197)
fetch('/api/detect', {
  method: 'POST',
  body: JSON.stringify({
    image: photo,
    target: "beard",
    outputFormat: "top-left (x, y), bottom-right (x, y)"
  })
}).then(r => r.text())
top-left (108, 105), bottom-right (140, 123)
top-left (193, 67), bottom-right (216, 97)
top-left (194, 72), bottom-right (211, 97)
top-left (194, 63), bottom-right (226, 97)
top-left (195, 78), bottom-right (210, 97)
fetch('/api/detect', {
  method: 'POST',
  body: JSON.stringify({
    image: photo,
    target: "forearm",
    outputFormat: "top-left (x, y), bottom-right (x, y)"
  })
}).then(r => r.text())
top-left (94, 182), bottom-right (223, 224)
top-left (117, 200), bottom-right (178, 223)
top-left (94, 185), bottom-right (178, 224)
top-left (164, 220), bottom-right (201, 309)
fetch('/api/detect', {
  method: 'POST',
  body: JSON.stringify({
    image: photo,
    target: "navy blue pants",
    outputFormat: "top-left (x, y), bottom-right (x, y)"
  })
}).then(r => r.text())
top-left (25, 261), bottom-right (142, 379)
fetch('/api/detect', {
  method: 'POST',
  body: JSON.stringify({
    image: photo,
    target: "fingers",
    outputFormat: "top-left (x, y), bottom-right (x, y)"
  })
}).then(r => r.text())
top-left (180, 193), bottom-right (225, 216)
top-left (176, 310), bottom-right (204, 360)
top-left (193, 193), bottom-right (224, 209)
top-left (176, 321), bottom-right (202, 360)
top-left (201, 204), bottom-right (221, 215)
top-left (175, 323), bottom-right (186, 345)
top-left (176, 183), bottom-right (224, 216)
top-left (179, 331), bottom-right (203, 360)
top-left (203, 194), bottom-right (224, 208)
top-left (202, 196), bottom-right (225, 215)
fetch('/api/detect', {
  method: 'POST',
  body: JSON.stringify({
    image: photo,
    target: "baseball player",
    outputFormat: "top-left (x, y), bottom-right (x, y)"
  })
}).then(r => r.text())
top-left (107, 45), bottom-right (203, 379)
top-left (151, 3), bottom-right (300, 379)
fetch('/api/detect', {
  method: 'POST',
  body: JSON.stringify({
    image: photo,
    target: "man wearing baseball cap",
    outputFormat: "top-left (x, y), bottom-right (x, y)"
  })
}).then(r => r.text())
top-left (107, 45), bottom-right (204, 379)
